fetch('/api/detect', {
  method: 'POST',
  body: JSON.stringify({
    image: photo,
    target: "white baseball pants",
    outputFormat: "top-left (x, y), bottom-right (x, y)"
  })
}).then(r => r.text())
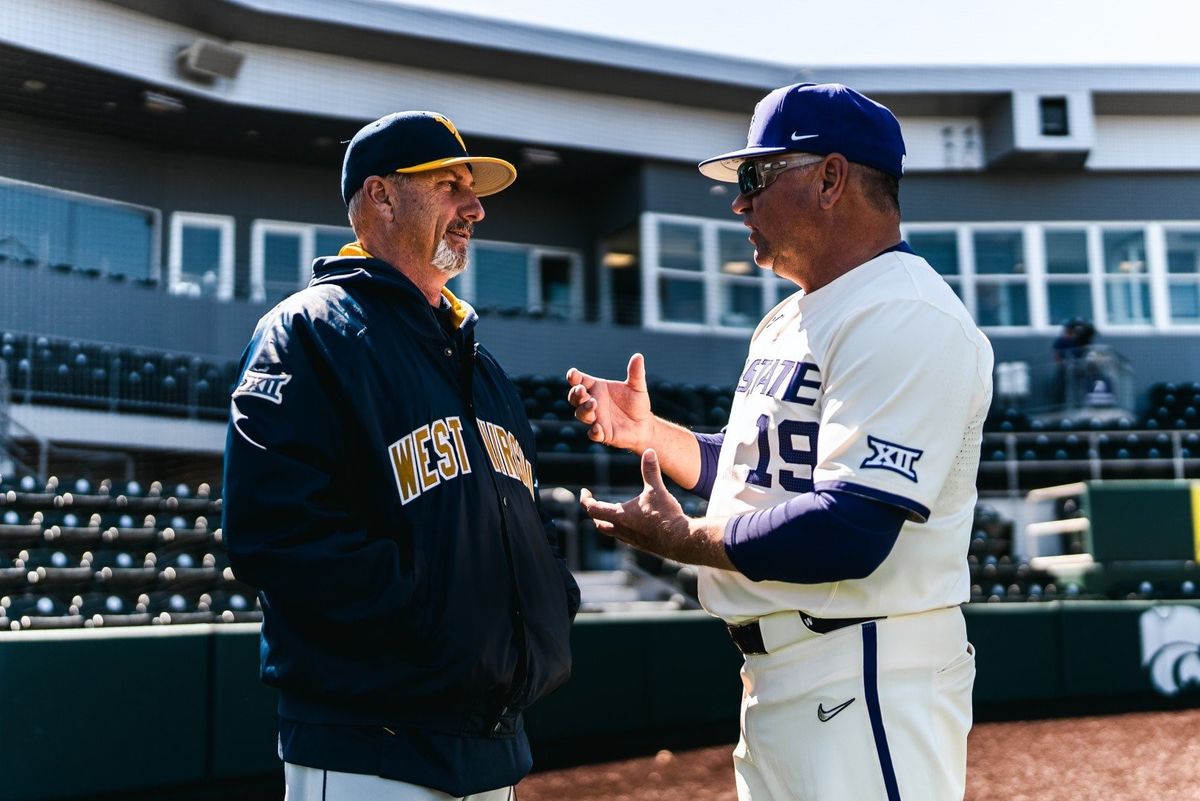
top-left (733, 605), bottom-right (974, 801)
top-left (284, 763), bottom-right (514, 801)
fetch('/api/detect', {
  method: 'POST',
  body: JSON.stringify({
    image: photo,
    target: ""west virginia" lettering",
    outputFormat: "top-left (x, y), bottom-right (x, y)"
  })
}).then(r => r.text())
top-left (477, 419), bottom-right (536, 499)
top-left (388, 417), bottom-right (472, 505)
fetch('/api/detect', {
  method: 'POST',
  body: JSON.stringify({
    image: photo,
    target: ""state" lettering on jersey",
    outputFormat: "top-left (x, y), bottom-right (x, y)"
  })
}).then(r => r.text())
top-left (388, 417), bottom-right (472, 505)
top-left (735, 359), bottom-right (821, 405)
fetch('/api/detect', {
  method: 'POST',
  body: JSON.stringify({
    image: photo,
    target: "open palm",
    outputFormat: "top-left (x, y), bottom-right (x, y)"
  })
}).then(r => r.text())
top-left (565, 353), bottom-right (654, 452)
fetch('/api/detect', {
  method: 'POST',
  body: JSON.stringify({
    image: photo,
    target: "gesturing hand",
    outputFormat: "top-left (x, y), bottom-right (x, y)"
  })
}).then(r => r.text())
top-left (579, 449), bottom-right (688, 556)
top-left (565, 353), bottom-right (654, 452)
top-left (579, 450), bottom-right (736, 571)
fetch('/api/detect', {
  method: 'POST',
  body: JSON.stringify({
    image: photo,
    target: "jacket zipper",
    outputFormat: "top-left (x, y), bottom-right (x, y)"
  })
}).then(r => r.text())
top-left (438, 311), bottom-right (529, 734)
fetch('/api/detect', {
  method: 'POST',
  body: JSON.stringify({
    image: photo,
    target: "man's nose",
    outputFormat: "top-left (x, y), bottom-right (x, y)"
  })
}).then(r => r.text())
top-left (462, 194), bottom-right (485, 222)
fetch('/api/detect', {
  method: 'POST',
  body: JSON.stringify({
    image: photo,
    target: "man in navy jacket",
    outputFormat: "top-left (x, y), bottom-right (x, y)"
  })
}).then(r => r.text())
top-left (223, 111), bottom-right (579, 801)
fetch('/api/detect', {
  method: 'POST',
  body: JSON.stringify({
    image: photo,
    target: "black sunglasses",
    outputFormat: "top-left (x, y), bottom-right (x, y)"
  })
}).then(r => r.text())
top-left (736, 155), bottom-right (826, 196)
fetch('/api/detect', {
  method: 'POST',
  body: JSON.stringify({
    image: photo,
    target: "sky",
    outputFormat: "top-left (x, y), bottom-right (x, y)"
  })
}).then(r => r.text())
top-left (382, 0), bottom-right (1200, 66)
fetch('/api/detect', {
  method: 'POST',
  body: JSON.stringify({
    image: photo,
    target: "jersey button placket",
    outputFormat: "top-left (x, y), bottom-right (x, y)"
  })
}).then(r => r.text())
top-left (444, 347), bottom-right (454, 357)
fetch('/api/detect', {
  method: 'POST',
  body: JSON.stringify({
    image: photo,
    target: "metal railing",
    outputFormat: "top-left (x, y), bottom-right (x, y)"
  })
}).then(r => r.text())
top-left (979, 428), bottom-right (1200, 495)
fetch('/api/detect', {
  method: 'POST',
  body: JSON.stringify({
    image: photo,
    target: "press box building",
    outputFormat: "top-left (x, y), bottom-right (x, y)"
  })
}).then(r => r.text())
top-left (1, 0), bottom-right (1199, 479)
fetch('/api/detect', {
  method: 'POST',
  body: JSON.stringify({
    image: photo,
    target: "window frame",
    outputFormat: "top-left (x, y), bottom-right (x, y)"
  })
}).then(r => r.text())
top-left (454, 239), bottom-right (585, 320)
top-left (168, 211), bottom-right (234, 301)
top-left (1039, 223), bottom-right (1094, 329)
top-left (1097, 225), bottom-right (1155, 330)
top-left (1158, 222), bottom-right (1200, 331)
top-left (901, 220), bottom-right (1198, 335)
top-left (642, 211), bottom-right (792, 335)
top-left (249, 220), bottom-right (354, 303)
top-left (0, 174), bottom-right (161, 280)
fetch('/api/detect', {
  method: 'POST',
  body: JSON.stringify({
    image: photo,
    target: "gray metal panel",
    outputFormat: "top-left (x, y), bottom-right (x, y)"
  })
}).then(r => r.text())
top-left (638, 162), bottom-right (1200, 225)
top-left (0, 265), bottom-right (263, 358)
top-left (98, 0), bottom-right (795, 104)
top-left (641, 162), bottom-right (742, 221)
top-left (900, 172), bottom-right (1200, 222)
top-left (801, 65), bottom-right (1200, 94)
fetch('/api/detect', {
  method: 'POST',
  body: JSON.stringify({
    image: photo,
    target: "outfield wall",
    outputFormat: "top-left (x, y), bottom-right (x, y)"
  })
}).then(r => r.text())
top-left (3, 602), bottom-right (1199, 801)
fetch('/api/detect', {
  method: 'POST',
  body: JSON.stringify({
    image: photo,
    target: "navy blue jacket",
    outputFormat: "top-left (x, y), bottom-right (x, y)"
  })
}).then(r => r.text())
top-left (222, 255), bottom-right (579, 795)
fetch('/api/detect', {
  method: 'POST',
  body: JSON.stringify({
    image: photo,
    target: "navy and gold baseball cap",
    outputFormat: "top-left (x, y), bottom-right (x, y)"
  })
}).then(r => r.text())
top-left (698, 83), bottom-right (906, 182)
top-left (341, 111), bottom-right (517, 205)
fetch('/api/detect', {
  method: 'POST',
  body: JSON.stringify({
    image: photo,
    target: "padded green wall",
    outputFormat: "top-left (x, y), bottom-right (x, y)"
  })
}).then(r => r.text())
top-left (2, 603), bottom-right (1198, 799)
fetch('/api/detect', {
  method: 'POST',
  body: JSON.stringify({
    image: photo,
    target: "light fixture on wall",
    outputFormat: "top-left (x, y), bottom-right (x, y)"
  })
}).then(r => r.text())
top-left (142, 90), bottom-right (186, 114)
top-left (520, 147), bottom-right (562, 167)
top-left (603, 252), bottom-right (636, 268)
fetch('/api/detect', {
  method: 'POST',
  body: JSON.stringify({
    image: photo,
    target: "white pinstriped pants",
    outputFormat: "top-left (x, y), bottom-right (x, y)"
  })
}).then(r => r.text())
top-left (284, 763), bottom-right (514, 801)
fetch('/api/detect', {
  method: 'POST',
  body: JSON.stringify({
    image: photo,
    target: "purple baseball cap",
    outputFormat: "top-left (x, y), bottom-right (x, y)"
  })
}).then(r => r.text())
top-left (698, 83), bottom-right (906, 182)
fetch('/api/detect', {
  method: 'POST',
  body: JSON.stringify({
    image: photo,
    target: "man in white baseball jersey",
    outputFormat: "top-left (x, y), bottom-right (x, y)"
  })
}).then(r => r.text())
top-left (567, 83), bottom-right (993, 800)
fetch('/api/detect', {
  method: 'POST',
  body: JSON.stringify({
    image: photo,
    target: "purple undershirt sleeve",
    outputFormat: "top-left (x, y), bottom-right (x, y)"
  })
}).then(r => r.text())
top-left (723, 489), bottom-right (907, 584)
top-left (690, 430), bottom-right (725, 500)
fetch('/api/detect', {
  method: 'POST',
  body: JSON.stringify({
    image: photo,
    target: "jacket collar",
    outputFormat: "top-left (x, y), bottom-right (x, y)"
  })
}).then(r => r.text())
top-left (312, 241), bottom-right (478, 333)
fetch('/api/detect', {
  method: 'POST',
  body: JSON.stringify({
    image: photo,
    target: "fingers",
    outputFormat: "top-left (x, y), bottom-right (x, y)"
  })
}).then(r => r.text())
top-left (626, 353), bottom-right (648, 393)
top-left (568, 383), bottom-right (600, 431)
top-left (579, 487), bottom-right (621, 529)
top-left (570, 392), bottom-right (599, 430)
top-left (573, 402), bottom-right (598, 426)
top-left (640, 448), bottom-right (665, 493)
top-left (565, 367), bottom-right (594, 390)
top-left (567, 384), bottom-right (587, 405)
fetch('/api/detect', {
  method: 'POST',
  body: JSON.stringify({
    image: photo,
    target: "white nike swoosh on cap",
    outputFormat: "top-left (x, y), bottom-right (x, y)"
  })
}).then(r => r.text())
top-left (791, 133), bottom-right (819, 141)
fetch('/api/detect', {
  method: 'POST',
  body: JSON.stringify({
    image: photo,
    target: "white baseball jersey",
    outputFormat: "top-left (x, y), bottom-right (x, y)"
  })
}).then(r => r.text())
top-left (699, 248), bottom-right (994, 623)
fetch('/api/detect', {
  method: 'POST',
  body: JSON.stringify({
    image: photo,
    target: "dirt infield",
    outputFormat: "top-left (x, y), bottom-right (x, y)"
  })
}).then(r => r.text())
top-left (518, 708), bottom-right (1200, 801)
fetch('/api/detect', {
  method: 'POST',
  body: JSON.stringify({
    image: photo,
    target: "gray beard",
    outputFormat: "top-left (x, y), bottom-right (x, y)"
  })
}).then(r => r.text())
top-left (432, 240), bottom-right (467, 276)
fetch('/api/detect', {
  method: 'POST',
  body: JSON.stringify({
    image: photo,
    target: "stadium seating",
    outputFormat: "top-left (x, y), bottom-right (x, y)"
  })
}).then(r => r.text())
top-left (0, 475), bottom-right (255, 630)
top-left (1, 361), bottom-right (1199, 624)
top-left (3, 471), bottom-right (1200, 627)
top-left (1, 330), bottom-right (235, 418)
top-left (968, 504), bottom-right (1066, 603)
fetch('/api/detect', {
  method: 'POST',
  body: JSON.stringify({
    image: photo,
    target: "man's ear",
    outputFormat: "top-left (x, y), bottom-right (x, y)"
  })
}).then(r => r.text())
top-left (817, 155), bottom-right (849, 210)
top-left (363, 176), bottom-right (395, 221)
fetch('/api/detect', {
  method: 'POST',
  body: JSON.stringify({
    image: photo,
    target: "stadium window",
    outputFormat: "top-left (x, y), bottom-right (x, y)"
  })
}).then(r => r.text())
top-left (537, 253), bottom-right (577, 319)
top-left (599, 223), bottom-right (641, 326)
top-left (654, 219), bottom-right (706, 324)
top-left (169, 212), bottom-right (233, 300)
top-left (972, 229), bottom-right (1030, 327)
top-left (455, 241), bottom-right (583, 320)
top-left (1043, 228), bottom-right (1094, 325)
top-left (315, 227), bottom-right (353, 259)
top-left (1101, 228), bottom-right (1152, 326)
top-left (0, 176), bottom-right (158, 280)
top-left (1164, 226), bottom-right (1200, 325)
top-left (250, 221), bottom-right (354, 303)
top-left (717, 227), bottom-right (762, 328)
top-left (643, 213), bottom-right (789, 334)
top-left (905, 227), bottom-right (963, 300)
top-left (1039, 97), bottom-right (1070, 137)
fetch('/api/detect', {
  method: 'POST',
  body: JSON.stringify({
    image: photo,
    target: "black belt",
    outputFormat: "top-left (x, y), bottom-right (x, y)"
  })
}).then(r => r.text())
top-left (726, 612), bottom-right (885, 655)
